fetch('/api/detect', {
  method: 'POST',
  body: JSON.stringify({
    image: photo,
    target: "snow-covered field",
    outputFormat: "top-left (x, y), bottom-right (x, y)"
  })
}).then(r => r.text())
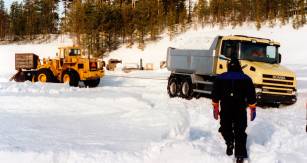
top-left (0, 23), bottom-right (307, 163)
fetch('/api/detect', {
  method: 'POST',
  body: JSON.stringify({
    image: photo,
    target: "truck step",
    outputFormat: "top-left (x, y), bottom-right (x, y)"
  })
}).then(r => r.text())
top-left (193, 89), bottom-right (211, 94)
top-left (194, 80), bottom-right (213, 85)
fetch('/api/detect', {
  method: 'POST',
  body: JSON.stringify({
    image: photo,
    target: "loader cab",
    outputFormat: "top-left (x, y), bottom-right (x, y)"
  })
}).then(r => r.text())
top-left (60, 48), bottom-right (81, 59)
top-left (58, 47), bottom-right (82, 69)
top-left (68, 48), bottom-right (81, 57)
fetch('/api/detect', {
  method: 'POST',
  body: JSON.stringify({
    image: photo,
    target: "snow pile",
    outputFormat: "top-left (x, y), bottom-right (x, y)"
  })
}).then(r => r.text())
top-left (180, 37), bottom-right (215, 49)
top-left (0, 22), bottom-right (306, 163)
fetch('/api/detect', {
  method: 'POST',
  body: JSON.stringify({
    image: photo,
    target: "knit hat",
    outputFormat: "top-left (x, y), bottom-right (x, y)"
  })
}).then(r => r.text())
top-left (227, 57), bottom-right (243, 72)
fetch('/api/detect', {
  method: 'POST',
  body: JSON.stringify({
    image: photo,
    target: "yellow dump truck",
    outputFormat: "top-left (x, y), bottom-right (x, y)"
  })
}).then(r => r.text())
top-left (12, 46), bottom-right (105, 87)
top-left (166, 35), bottom-right (297, 107)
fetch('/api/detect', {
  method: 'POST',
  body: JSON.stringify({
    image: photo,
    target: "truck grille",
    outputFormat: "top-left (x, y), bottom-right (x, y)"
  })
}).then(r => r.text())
top-left (262, 74), bottom-right (295, 95)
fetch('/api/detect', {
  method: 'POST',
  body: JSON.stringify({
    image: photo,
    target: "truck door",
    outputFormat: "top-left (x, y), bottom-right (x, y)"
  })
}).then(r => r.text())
top-left (221, 40), bottom-right (238, 58)
top-left (216, 40), bottom-right (239, 74)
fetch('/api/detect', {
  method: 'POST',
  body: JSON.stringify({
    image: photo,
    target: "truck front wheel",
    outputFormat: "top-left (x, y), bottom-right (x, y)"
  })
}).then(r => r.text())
top-left (167, 78), bottom-right (179, 98)
top-left (62, 69), bottom-right (79, 87)
top-left (35, 69), bottom-right (54, 83)
top-left (180, 77), bottom-right (193, 100)
top-left (83, 78), bottom-right (100, 88)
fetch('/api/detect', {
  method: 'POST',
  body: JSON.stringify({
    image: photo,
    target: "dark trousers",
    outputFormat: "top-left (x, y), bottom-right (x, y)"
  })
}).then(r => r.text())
top-left (218, 109), bottom-right (248, 158)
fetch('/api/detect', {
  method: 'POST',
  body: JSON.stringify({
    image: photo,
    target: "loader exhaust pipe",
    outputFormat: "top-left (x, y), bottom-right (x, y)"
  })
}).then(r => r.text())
top-left (88, 45), bottom-right (91, 59)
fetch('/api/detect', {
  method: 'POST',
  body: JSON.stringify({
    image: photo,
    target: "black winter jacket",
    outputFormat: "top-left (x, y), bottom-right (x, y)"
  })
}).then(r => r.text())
top-left (211, 71), bottom-right (256, 111)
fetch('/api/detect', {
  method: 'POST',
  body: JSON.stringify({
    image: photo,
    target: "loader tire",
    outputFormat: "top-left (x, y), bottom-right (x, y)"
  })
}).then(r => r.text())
top-left (35, 69), bottom-right (54, 83)
top-left (62, 69), bottom-right (79, 87)
top-left (180, 77), bottom-right (193, 100)
top-left (167, 77), bottom-right (179, 98)
top-left (83, 78), bottom-right (100, 88)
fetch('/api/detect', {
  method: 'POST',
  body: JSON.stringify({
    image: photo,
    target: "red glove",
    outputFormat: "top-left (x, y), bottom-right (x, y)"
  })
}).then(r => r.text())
top-left (249, 103), bottom-right (257, 121)
top-left (212, 102), bottom-right (219, 120)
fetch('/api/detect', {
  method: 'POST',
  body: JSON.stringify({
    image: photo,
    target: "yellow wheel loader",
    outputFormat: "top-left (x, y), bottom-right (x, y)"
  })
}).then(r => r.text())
top-left (11, 46), bottom-right (105, 87)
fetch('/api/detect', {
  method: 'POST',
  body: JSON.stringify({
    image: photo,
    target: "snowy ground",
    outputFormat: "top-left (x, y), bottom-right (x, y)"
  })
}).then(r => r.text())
top-left (0, 23), bottom-right (307, 163)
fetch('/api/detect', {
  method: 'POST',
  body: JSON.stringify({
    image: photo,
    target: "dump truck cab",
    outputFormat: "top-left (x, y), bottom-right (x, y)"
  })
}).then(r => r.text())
top-left (216, 35), bottom-right (297, 105)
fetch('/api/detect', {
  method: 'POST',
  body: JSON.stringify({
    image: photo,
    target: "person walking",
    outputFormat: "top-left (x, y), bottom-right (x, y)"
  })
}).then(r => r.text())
top-left (211, 57), bottom-right (257, 163)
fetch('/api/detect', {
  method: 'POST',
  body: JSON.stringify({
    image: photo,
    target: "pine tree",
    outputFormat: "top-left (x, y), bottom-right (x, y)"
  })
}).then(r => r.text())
top-left (121, 0), bottom-right (127, 44)
top-left (299, 0), bottom-right (306, 27)
top-left (112, 4), bottom-right (123, 50)
top-left (209, 0), bottom-right (218, 27)
top-left (166, 8), bottom-right (177, 41)
top-left (4, 8), bottom-right (10, 42)
top-left (23, 0), bottom-right (39, 41)
top-left (101, 2), bottom-right (117, 52)
top-left (198, 0), bottom-right (209, 29)
top-left (178, 1), bottom-right (188, 33)
top-left (157, 0), bottom-right (165, 35)
top-left (41, 0), bottom-right (52, 39)
top-left (192, 1), bottom-right (199, 30)
top-left (134, 0), bottom-right (149, 50)
top-left (217, 0), bottom-right (226, 29)
top-left (67, 0), bottom-right (83, 45)
top-left (292, 0), bottom-right (304, 29)
top-left (279, 0), bottom-right (286, 26)
top-left (229, 0), bottom-right (238, 28)
top-left (267, 0), bottom-right (278, 28)
top-left (82, 1), bottom-right (100, 55)
top-left (148, 0), bottom-right (160, 41)
top-left (122, 3), bottom-right (135, 48)
top-left (223, 0), bottom-right (233, 27)
top-left (0, 0), bottom-right (6, 41)
top-left (91, 1), bottom-right (103, 57)
top-left (279, 0), bottom-right (294, 26)
top-left (237, 0), bottom-right (250, 26)
top-left (10, 2), bottom-right (26, 41)
top-left (50, 0), bottom-right (60, 34)
top-left (254, 0), bottom-right (265, 30)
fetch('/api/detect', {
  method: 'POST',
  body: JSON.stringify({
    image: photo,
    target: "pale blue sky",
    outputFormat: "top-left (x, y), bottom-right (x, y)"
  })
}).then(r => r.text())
top-left (3, 0), bottom-right (22, 9)
top-left (3, 0), bottom-right (64, 17)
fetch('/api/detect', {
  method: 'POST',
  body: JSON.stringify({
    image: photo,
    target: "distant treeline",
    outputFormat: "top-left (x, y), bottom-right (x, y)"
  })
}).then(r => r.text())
top-left (0, 0), bottom-right (306, 56)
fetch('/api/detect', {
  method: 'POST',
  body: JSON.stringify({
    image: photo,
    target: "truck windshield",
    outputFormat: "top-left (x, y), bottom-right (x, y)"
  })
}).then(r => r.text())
top-left (239, 42), bottom-right (279, 64)
top-left (69, 49), bottom-right (81, 56)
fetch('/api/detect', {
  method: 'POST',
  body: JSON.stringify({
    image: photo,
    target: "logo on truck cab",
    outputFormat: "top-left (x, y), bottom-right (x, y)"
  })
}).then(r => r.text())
top-left (272, 75), bottom-right (286, 80)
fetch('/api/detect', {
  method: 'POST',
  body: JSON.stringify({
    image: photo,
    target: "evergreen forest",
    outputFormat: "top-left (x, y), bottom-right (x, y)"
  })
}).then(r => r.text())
top-left (0, 0), bottom-right (306, 57)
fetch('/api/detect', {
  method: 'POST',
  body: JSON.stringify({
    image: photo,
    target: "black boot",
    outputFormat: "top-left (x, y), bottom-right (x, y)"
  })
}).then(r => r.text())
top-left (236, 157), bottom-right (244, 163)
top-left (226, 141), bottom-right (234, 156)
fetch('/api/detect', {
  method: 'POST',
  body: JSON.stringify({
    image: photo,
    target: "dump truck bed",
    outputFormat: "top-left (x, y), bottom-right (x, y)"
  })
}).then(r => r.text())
top-left (15, 53), bottom-right (39, 70)
top-left (166, 36), bottom-right (220, 75)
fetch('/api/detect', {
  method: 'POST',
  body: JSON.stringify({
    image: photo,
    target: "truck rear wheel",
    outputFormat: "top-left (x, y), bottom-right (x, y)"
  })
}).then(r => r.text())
top-left (83, 78), bottom-right (100, 88)
top-left (35, 69), bottom-right (54, 83)
top-left (180, 77), bottom-right (193, 100)
top-left (62, 69), bottom-right (79, 87)
top-left (167, 78), bottom-right (179, 98)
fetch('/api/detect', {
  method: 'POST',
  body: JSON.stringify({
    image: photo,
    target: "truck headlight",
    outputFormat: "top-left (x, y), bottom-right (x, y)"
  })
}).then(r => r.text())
top-left (292, 90), bottom-right (297, 96)
top-left (255, 88), bottom-right (262, 94)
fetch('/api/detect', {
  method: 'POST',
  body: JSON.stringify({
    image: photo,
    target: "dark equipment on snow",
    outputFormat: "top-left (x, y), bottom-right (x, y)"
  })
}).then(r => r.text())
top-left (10, 53), bottom-right (40, 82)
top-left (106, 59), bottom-right (122, 71)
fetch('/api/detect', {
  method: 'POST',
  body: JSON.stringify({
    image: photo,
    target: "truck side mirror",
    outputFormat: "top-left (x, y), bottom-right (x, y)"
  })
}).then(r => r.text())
top-left (279, 53), bottom-right (282, 63)
top-left (56, 53), bottom-right (58, 57)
